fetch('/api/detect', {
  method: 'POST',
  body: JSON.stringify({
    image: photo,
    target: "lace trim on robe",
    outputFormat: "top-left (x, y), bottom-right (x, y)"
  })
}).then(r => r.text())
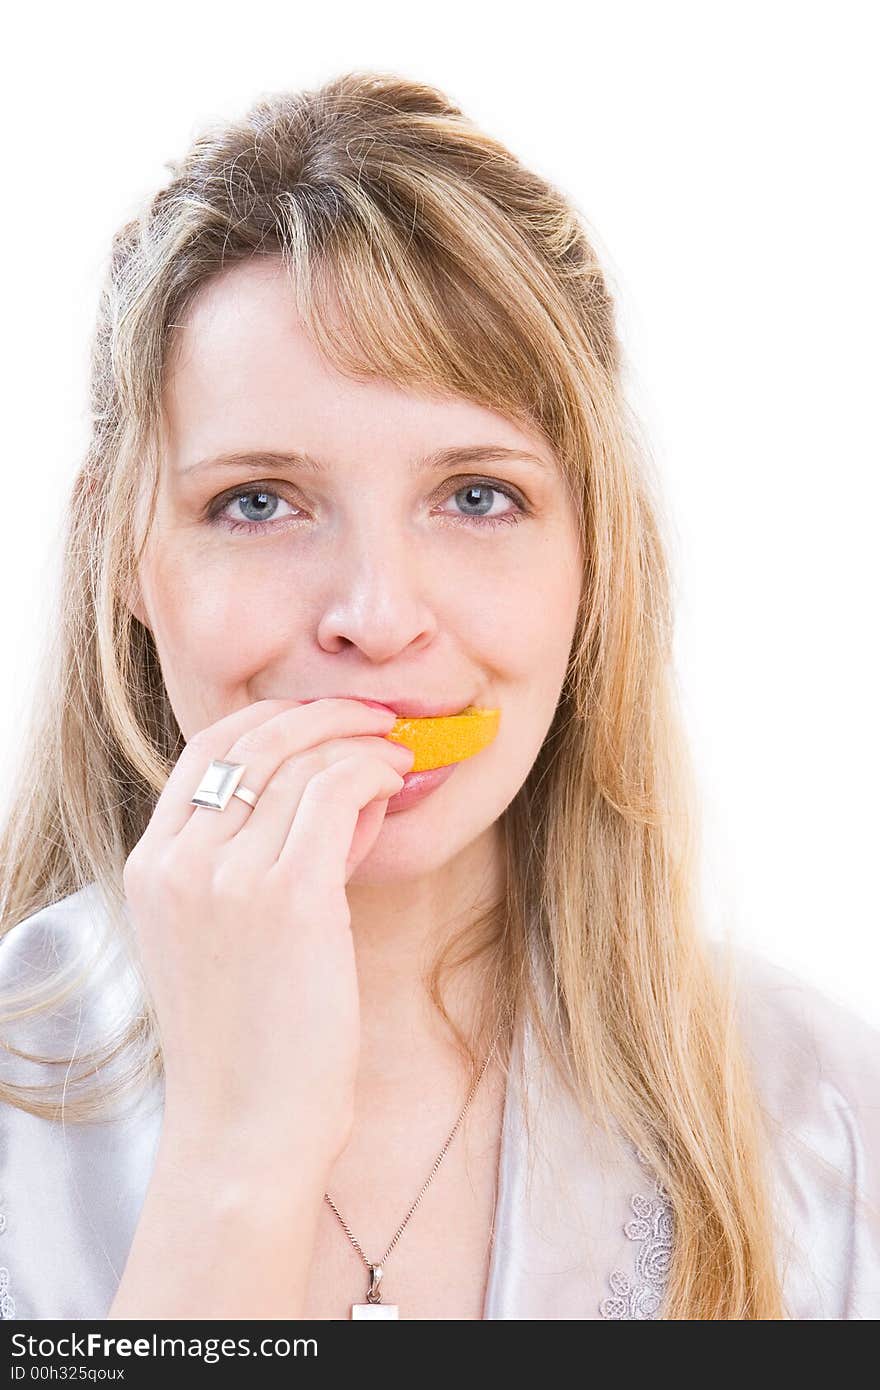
top-left (0, 1193), bottom-right (15, 1319)
top-left (599, 1149), bottom-right (674, 1319)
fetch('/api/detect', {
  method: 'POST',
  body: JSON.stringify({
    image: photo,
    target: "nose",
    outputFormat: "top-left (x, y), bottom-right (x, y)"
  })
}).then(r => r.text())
top-left (315, 529), bottom-right (437, 660)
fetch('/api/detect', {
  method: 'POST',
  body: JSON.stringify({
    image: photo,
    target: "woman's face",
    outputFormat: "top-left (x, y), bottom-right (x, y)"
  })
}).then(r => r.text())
top-left (132, 256), bottom-right (582, 881)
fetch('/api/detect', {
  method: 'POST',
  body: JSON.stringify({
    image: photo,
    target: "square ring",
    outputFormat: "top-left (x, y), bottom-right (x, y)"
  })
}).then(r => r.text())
top-left (190, 759), bottom-right (247, 812)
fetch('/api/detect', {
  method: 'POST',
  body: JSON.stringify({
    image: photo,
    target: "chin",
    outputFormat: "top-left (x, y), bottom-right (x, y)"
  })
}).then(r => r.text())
top-left (347, 834), bottom-right (459, 886)
top-left (348, 801), bottom-right (501, 887)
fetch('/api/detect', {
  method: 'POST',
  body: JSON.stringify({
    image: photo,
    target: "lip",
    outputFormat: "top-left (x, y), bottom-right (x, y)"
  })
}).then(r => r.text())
top-left (384, 762), bottom-right (459, 813)
top-left (301, 695), bottom-right (473, 718)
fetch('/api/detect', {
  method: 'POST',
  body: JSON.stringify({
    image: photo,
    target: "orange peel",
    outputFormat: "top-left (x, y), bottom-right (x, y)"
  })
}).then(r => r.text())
top-left (385, 705), bottom-right (501, 773)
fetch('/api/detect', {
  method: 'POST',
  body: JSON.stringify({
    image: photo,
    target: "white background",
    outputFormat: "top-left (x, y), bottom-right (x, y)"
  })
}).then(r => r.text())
top-left (2, 2), bottom-right (877, 1025)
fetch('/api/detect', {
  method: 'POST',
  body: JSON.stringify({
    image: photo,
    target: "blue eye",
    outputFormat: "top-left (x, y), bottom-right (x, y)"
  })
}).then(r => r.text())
top-left (223, 490), bottom-right (295, 526)
top-left (440, 483), bottom-right (522, 527)
top-left (207, 488), bottom-right (301, 534)
top-left (206, 478), bottom-right (526, 537)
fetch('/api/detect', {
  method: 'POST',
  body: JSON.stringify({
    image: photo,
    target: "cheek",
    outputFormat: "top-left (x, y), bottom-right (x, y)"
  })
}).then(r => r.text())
top-left (138, 547), bottom-right (290, 711)
top-left (470, 539), bottom-right (580, 693)
top-left (449, 547), bottom-right (578, 798)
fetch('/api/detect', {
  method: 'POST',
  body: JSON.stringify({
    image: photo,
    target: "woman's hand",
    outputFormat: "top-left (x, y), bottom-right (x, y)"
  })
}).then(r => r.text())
top-left (122, 697), bottom-right (415, 1169)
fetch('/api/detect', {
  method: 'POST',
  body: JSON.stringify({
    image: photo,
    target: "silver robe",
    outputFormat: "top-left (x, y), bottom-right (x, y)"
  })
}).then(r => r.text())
top-left (1, 884), bottom-right (878, 1320)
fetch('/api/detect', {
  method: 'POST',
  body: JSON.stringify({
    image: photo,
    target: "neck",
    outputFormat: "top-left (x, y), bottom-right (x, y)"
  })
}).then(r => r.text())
top-left (347, 821), bottom-right (505, 1078)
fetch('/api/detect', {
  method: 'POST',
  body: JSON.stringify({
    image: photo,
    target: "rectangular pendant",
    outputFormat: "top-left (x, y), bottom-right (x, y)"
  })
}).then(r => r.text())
top-left (352, 1303), bottom-right (399, 1319)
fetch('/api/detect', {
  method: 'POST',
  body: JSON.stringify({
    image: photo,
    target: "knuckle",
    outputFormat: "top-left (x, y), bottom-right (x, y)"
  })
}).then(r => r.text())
top-left (303, 760), bottom-right (353, 806)
top-left (209, 858), bottom-right (252, 902)
top-left (278, 745), bottom-right (329, 779)
top-left (184, 726), bottom-right (215, 754)
top-left (230, 723), bottom-right (272, 758)
top-left (154, 840), bottom-right (198, 890)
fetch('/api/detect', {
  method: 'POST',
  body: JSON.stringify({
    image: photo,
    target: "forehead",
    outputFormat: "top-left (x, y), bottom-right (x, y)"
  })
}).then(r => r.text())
top-left (162, 258), bottom-right (554, 470)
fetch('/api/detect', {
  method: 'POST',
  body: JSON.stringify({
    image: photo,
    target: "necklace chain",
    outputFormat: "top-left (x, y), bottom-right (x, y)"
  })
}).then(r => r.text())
top-left (323, 1021), bottom-right (508, 1274)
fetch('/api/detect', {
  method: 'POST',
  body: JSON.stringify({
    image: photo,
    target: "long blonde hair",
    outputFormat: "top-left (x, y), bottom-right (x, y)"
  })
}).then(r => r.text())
top-left (0, 71), bottom-right (785, 1317)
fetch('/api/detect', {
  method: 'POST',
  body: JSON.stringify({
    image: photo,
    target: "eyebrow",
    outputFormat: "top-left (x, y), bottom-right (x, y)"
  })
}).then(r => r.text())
top-left (180, 444), bottom-right (549, 478)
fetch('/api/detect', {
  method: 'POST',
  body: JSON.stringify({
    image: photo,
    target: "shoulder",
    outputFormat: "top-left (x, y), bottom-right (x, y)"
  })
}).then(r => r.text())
top-left (0, 883), bottom-right (110, 984)
top-left (0, 887), bottom-right (160, 1321)
top-left (710, 940), bottom-right (880, 1318)
top-left (712, 940), bottom-right (880, 1125)
top-left (0, 883), bottom-right (139, 1079)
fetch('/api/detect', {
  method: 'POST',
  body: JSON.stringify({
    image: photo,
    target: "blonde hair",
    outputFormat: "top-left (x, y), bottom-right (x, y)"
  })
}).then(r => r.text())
top-left (0, 71), bottom-right (785, 1317)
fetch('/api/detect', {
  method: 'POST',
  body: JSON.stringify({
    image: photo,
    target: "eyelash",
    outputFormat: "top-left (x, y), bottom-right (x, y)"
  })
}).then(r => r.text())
top-left (204, 477), bottom-right (528, 537)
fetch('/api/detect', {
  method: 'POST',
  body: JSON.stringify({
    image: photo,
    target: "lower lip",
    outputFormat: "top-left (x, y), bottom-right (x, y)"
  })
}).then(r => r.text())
top-left (384, 762), bottom-right (459, 813)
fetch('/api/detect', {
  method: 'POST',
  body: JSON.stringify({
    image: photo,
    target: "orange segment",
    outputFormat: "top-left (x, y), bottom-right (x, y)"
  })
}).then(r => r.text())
top-left (385, 706), bottom-right (501, 773)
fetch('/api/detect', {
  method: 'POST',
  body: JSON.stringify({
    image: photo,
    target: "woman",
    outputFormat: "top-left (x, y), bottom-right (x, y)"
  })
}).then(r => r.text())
top-left (1, 71), bottom-right (878, 1321)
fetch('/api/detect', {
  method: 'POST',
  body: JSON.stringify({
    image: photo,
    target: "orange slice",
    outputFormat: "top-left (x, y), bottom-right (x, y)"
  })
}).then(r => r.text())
top-left (385, 706), bottom-right (501, 773)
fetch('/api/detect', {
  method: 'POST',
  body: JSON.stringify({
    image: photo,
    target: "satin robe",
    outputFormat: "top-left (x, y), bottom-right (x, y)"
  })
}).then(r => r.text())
top-left (1, 884), bottom-right (878, 1320)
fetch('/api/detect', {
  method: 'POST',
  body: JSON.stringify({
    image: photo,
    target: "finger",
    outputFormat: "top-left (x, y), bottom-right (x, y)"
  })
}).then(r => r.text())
top-left (145, 699), bottom-right (303, 841)
top-left (220, 735), bottom-right (414, 864)
top-left (178, 701), bottom-right (410, 852)
top-left (277, 753), bottom-right (406, 886)
top-left (344, 794), bottom-right (395, 878)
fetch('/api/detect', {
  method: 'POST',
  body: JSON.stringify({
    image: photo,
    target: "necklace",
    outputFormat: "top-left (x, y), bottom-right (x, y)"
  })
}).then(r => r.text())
top-left (324, 1023), bottom-right (507, 1319)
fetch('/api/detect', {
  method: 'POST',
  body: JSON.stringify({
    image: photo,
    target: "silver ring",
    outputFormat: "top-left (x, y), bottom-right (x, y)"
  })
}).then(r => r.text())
top-left (231, 786), bottom-right (257, 808)
top-left (190, 759), bottom-right (260, 812)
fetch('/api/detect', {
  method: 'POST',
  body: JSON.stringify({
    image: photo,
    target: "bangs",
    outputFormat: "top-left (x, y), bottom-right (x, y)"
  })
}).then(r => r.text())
top-left (273, 186), bottom-right (574, 478)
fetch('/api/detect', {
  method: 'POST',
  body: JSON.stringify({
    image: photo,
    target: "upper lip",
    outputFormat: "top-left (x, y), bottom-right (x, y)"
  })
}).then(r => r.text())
top-left (301, 695), bottom-right (473, 718)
